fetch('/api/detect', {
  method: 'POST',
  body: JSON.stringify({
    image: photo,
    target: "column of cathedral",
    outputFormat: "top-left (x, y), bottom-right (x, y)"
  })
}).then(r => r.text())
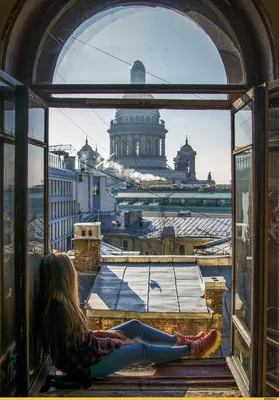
top-left (154, 138), bottom-right (157, 156)
top-left (140, 135), bottom-right (146, 157)
top-left (162, 138), bottom-right (166, 157)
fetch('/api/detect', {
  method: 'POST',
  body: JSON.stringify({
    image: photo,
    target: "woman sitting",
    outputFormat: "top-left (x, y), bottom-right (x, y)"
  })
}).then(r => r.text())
top-left (41, 253), bottom-right (221, 384)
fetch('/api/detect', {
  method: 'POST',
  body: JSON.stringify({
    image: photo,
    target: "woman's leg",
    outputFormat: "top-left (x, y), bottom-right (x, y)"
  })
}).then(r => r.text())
top-left (90, 342), bottom-right (190, 377)
top-left (110, 319), bottom-right (176, 346)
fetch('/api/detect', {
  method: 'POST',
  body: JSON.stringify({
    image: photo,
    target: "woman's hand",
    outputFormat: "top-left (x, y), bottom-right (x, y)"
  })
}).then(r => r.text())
top-left (107, 330), bottom-right (128, 340)
top-left (93, 329), bottom-right (128, 340)
top-left (118, 338), bottom-right (134, 346)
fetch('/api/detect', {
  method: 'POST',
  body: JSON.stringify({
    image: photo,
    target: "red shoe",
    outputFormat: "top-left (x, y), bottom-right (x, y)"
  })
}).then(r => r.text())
top-left (176, 331), bottom-right (205, 345)
top-left (189, 329), bottom-right (221, 358)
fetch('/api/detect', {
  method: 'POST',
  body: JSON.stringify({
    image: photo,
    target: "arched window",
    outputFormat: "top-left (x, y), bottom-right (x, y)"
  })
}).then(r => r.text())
top-left (19, 0), bottom-right (276, 87)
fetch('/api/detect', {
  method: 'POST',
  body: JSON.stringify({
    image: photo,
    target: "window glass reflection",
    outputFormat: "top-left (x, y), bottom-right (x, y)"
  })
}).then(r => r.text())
top-left (29, 101), bottom-right (45, 142)
top-left (36, 2), bottom-right (244, 84)
top-left (28, 145), bottom-right (44, 254)
top-left (0, 82), bottom-right (15, 135)
top-left (233, 327), bottom-right (250, 378)
top-left (234, 149), bottom-right (252, 331)
top-left (267, 97), bottom-right (279, 394)
top-left (28, 144), bottom-right (45, 376)
top-left (266, 343), bottom-right (279, 393)
top-left (2, 143), bottom-right (15, 352)
top-left (234, 103), bottom-right (253, 150)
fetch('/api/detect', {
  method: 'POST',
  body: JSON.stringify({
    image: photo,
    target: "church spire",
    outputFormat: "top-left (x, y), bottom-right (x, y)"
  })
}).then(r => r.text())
top-left (185, 135), bottom-right (188, 145)
top-left (85, 135), bottom-right (88, 145)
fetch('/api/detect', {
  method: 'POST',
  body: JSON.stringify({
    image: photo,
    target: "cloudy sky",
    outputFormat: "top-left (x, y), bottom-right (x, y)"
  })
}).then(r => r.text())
top-left (49, 5), bottom-right (231, 183)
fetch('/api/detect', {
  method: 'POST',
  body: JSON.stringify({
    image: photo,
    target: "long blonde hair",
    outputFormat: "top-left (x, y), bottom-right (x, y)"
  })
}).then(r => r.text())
top-left (42, 253), bottom-right (87, 357)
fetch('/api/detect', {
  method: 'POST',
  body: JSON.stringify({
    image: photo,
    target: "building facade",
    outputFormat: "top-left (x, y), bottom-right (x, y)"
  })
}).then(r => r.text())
top-left (48, 150), bottom-right (118, 252)
top-left (48, 152), bottom-right (78, 251)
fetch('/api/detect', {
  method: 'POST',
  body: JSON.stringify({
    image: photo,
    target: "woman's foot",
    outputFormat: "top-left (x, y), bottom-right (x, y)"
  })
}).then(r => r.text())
top-left (189, 329), bottom-right (221, 358)
top-left (175, 331), bottom-right (205, 345)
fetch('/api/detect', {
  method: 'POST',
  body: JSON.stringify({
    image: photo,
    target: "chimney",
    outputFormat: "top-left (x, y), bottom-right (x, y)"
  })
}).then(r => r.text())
top-left (124, 210), bottom-right (142, 227)
top-left (124, 211), bottom-right (129, 228)
top-left (73, 222), bottom-right (103, 273)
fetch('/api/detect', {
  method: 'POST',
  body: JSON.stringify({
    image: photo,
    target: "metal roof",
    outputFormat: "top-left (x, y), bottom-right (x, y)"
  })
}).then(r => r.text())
top-left (194, 237), bottom-right (232, 255)
top-left (115, 191), bottom-right (231, 200)
top-left (99, 215), bottom-right (232, 239)
top-left (101, 242), bottom-right (140, 256)
top-left (87, 262), bottom-right (208, 314)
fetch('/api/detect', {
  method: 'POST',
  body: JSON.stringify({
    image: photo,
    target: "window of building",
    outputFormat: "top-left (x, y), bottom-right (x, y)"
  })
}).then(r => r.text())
top-left (82, 230), bottom-right (86, 236)
top-left (123, 240), bottom-right (128, 250)
top-left (179, 244), bottom-right (185, 255)
top-left (88, 230), bottom-right (92, 236)
top-left (2, 143), bottom-right (15, 354)
top-left (135, 141), bottom-right (140, 156)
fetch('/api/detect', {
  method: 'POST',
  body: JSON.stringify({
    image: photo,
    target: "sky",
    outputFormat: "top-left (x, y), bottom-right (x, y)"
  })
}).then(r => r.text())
top-left (49, 6), bottom-right (232, 183)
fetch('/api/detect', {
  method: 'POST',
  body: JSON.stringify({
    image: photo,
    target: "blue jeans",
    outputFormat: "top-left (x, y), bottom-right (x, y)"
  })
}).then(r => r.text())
top-left (90, 319), bottom-right (190, 377)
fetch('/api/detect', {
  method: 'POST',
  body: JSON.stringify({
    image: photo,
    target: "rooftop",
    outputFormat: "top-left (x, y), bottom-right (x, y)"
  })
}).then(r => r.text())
top-left (86, 262), bottom-right (209, 315)
top-left (115, 191), bottom-right (232, 200)
top-left (98, 214), bottom-right (232, 239)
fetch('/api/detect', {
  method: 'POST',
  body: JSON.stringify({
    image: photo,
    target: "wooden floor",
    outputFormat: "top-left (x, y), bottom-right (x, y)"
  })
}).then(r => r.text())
top-left (40, 358), bottom-right (241, 397)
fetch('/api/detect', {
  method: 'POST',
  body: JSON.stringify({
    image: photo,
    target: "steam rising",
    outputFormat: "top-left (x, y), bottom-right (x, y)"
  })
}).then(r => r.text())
top-left (103, 160), bottom-right (165, 183)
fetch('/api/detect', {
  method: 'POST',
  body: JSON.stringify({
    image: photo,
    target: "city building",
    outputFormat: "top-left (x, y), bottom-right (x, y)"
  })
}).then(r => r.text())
top-left (106, 60), bottom-right (213, 184)
top-left (48, 152), bottom-right (78, 251)
top-left (98, 210), bottom-right (231, 255)
top-left (48, 148), bottom-right (119, 252)
top-left (114, 190), bottom-right (232, 215)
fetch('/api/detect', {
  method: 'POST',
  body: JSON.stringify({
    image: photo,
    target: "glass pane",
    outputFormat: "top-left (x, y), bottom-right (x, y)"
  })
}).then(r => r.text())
top-left (28, 145), bottom-right (45, 376)
top-left (0, 82), bottom-right (15, 135)
top-left (28, 144), bottom-right (44, 253)
top-left (267, 96), bottom-right (279, 394)
top-left (234, 102), bottom-right (253, 150)
top-left (233, 326), bottom-right (251, 378)
top-left (29, 101), bottom-right (45, 142)
top-left (234, 149), bottom-right (252, 331)
top-left (267, 342), bottom-right (279, 393)
top-left (2, 144), bottom-right (15, 352)
top-left (52, 93), bottom-right (228, 100)
top-left (36, 2), bottom-right (244, 84)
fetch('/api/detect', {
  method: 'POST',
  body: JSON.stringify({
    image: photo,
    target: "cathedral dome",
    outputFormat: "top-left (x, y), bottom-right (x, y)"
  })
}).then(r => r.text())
top-left (78, 138), bottom-right (95, 158)
top-left (77, 138), bottom-right (103, 169)
top-left (180, 137), bottom-right (194, 152)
